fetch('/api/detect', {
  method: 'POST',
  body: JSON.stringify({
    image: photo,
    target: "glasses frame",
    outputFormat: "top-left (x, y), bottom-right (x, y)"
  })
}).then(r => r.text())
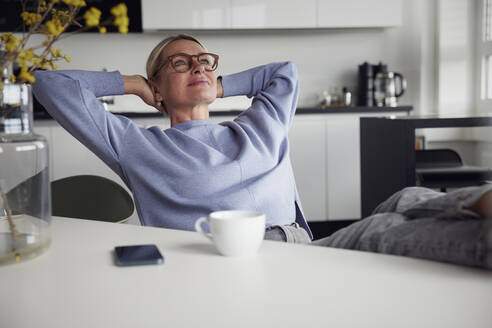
top-left (153, 52), bottom-right (219, 77)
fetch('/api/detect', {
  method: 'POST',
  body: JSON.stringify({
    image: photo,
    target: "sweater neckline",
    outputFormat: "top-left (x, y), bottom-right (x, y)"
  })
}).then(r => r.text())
top-left (171, 119), bottom-right (212, 131)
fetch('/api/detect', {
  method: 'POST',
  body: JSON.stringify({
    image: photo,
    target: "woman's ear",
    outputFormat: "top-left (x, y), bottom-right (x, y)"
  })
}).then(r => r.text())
top-left (147, 79), bottom-right (168, 114)
top-left (149, 79), bottom-right (164, 103)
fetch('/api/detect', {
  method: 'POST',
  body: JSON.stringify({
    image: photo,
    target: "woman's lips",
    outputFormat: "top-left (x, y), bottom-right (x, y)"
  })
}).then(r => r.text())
top-left (188, 79), bottom-right (209, 86)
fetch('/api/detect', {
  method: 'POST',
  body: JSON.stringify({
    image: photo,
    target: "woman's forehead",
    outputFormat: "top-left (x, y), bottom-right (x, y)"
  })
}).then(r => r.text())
top-left (161, 40), bottom-right (206, 58)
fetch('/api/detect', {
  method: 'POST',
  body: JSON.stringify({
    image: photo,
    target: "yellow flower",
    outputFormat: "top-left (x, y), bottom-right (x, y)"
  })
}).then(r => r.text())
top-left (118, 25), bottom-right (129, 34)
top-left (45, 19), bottom-right (64, 36)
top-left (45, 20), bottom-right (57, 34)
top-left (62, 0), bottom-right (86, 7)
top-left (110, 3), bottom-right (129, 34)
top-left (83, 7), bottom-right (101, 27)
top-left (39, 1), bottom-right (48, 12)
top-left (49, 47), bottom-right (62, 57)
top-left (16, 50), bottom-right (28, 66)
top-left (52, 9), bottom-right (70, 25)
top-left (5, 34), bottom-right (21, 52)
top-left (18, 67), bottom-right (36, 83)
top-left (113, 15), bottom-right (129, 34)
top-left (110, 3), bottom-right (127, 17)
top-left (48, 61), bottom-right (58, 70)
top-left (21, 12), bottom-right (42, 25)
top-left (25, 48), bottom-right (35, 61)
top-left (0, 1), bottom-right (128, 85)
top-left (31, 57), bottom-right (42, 65)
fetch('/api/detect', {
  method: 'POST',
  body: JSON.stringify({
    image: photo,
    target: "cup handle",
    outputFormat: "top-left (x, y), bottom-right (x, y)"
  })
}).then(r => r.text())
top-left (195, 217), bottom-right (213, 241)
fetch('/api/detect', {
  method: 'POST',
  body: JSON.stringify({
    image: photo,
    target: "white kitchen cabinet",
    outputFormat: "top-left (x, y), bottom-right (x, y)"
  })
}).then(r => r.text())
top-left (325, 115), bottom-right (361, 220)
top-left (288, 116), bottom-right (327, 222)
top-left (142, 0), bottom-right (400, 30)
top-left (290, 111), bottom-right (408, 221)
top-left (231, 0), bottom-right (316, 29)
top-left (142, 0), bottom-right (231, 30)
top-left (317, 0), bottom-right (402, 28)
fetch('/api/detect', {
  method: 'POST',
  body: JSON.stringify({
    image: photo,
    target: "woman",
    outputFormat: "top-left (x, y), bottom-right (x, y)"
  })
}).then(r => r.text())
top-left (33, 34), bottom-right (491, 268)
top-left (33, 34), bottom-right (313, 242)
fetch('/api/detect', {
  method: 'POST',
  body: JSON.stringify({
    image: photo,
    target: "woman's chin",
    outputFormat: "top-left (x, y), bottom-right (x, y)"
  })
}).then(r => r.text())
top-left (190, 93), bottom-right (216, 106)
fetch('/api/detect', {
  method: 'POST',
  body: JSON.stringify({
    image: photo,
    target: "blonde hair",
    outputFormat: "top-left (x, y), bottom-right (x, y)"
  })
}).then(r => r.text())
top-left (146, 34), bottom-right (205, 80)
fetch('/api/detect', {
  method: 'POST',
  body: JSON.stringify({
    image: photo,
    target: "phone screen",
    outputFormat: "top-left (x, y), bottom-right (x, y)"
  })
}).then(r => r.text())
top-left (114, 244), bottom-right (164, 266)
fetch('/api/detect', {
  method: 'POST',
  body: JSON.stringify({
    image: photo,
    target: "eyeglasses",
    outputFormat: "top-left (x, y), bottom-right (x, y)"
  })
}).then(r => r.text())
top-left (153, 52), bottom-right (219, 76)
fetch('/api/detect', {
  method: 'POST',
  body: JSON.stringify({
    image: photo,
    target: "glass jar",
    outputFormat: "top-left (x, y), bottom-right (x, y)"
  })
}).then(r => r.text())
top-left (0, 63), bottom-right (51, 264)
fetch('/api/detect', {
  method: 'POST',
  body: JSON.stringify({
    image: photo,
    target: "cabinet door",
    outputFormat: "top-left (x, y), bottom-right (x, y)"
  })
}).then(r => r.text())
top-left (231, 0), bottom-right (316, 28)
top-left (142, 0), bottom-right (230, 30)
top-left (289, 116), bottom-right (327, 222)
top-left (317, 0), bottom-right (402, 28)
top-left (326, 115), bottom-right (361, 220)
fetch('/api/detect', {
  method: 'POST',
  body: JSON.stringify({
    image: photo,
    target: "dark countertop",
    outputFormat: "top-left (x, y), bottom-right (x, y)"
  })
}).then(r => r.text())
top-left (34, 106), bottom-right (413, 120)
top-left (296, 106), bottom-right (412, 114)
top-left (360, 115), bottom-right (492, 128)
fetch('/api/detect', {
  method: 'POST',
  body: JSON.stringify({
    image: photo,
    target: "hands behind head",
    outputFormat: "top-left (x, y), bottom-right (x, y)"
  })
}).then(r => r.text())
top-left (141, 76), bottom-right (166, 112)
top-left (122, 74), bottom-right (165, 112)
top-left (123, 74), bottom-right (222, 113)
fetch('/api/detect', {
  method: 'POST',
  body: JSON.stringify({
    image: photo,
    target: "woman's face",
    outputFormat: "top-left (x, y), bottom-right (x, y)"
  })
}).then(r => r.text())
top-left (151, 39), bottom-right (217, 112)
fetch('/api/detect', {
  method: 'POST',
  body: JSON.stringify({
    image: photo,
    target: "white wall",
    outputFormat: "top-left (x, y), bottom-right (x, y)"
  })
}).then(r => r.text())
top-left (47, 0), bottom-right (424, 114)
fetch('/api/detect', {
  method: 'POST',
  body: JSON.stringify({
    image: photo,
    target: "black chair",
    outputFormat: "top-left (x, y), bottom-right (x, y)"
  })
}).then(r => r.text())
top-left (51, 175), bottom-right (135, 223)
top-left (416, 149), bottom-right (492, 192)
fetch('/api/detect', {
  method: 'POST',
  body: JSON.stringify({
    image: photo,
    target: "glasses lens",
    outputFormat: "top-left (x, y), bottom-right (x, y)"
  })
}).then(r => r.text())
top-left (171, 55), bottom-right (191, 73)
top-left (198, 54), bottom-right (217, 71)
top-left (168, 53), bottom-right (218, 73)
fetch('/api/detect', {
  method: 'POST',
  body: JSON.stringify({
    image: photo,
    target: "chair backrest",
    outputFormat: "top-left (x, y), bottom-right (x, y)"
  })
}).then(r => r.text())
top-left (51, 175), bottom-right (134, 223)
top-left (415, 149), bottom-right (463, 169)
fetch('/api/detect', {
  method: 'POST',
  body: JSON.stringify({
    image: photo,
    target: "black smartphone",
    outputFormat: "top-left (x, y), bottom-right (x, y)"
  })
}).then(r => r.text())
top-left (114, 244), bottom-right (164, 266)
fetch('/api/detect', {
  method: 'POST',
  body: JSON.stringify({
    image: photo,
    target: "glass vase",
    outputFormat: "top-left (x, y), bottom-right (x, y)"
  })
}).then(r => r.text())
top-left (0, 64), bottom-right (51, 265)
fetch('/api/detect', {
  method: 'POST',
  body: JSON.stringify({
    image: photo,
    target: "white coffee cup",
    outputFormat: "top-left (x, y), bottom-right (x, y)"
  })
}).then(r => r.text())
top-left (195, 210), bottom-right (266, 257)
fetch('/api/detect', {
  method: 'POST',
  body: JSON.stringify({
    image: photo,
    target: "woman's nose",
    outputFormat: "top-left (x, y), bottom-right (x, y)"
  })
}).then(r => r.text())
top-left (191, 58), bottom-right (205, 74)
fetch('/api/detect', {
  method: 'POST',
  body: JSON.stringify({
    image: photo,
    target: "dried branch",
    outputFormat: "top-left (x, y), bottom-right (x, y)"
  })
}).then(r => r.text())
top-left (0, 185), bottom-right (19, 240)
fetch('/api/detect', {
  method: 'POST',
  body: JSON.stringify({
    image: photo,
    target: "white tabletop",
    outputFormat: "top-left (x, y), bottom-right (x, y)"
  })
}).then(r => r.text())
top-left (1, 217), bottom-right (491, 328)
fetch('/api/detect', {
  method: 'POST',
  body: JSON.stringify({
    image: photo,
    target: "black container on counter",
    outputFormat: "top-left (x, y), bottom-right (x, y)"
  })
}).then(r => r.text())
top-left (357, 62), bottom-right (374, 106)
top-left (357, 62), bottom-right (389, 106)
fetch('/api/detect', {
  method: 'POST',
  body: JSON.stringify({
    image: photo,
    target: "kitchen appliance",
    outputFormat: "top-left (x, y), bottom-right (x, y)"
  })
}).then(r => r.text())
top-left (373, 70), bottom-right (406, 107)
top-left (357, 62), bottom-right (406, 107)
top-left (357, 62), bottom-right (374, 106)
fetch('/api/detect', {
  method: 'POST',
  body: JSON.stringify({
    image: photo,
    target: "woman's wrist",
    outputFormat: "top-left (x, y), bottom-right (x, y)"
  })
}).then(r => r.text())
top-left (122, 75), bottom-right (145, 97)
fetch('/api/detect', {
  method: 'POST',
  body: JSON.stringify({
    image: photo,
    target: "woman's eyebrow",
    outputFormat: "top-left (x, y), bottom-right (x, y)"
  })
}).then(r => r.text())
top-left (167, 52), bottom-right (208, 57)
top-left (168, 52), bottom-right (191, 56)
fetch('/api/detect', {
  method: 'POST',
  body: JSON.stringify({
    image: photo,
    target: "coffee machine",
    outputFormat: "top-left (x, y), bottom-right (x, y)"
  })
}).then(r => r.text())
top-left (357, 62), bottom-right (406, 107)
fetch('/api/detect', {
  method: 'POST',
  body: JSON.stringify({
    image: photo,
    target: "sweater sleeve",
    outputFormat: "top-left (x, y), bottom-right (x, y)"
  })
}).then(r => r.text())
top-left (32, 70), bottom-right (133, 178)
top-left (220, 62), bottom-right (299, 133)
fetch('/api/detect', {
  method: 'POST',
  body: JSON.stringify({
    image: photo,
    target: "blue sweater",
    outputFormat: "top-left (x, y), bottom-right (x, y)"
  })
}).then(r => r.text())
top-left (33, 62), bottom-right (312, 238)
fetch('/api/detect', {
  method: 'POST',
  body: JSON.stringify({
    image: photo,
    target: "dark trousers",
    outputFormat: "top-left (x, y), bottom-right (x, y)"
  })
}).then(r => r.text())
top-left (268, 186), bottom-right (492, 269)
